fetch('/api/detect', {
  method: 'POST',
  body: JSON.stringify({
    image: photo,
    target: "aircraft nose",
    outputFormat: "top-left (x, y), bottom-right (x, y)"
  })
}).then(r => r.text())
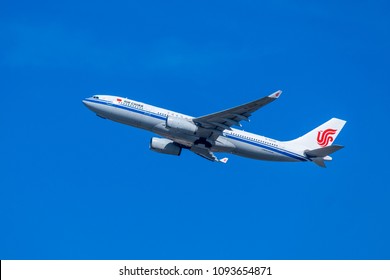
top-left (82, 98), bottom-right (92, 105)
top-left (82, 99), bottom-right (93, 110)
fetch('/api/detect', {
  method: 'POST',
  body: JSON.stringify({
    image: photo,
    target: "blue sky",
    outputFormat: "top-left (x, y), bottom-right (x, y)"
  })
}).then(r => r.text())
top-left (1, 0), bottom-right (389, 259)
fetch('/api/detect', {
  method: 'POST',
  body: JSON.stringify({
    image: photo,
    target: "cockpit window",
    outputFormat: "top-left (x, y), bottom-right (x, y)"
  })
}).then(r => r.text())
top-left (93, 96), bottom-right (99, 99)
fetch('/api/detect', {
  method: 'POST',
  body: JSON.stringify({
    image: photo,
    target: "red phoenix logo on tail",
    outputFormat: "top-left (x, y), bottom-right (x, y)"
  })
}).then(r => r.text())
top-left (317, 129), bottom-right (337, 147)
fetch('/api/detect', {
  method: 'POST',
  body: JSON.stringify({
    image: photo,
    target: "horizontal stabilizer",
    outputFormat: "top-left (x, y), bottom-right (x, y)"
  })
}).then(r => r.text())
top-left (312, 158), bottom-right (326, 168)
top-left (305, 145), bottom-right (344, 168)
top-left (305, 145), bottom-right (344, 158)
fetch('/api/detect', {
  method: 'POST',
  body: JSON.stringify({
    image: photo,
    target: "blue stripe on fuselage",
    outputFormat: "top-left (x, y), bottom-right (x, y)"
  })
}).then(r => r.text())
top-left (225, 134), bottom-right (308, 162)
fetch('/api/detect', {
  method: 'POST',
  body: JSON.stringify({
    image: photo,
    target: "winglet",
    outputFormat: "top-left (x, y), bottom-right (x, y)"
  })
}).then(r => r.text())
top-left (219, 157), bottom-right (229, 164)
top-left (268, 90), bottom-right (282, 99)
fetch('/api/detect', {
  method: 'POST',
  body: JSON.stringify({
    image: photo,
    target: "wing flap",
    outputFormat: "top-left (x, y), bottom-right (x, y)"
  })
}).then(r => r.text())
top-left (190, 145), bottom-right (218, 162)
top-left (190, 145), bottom-right (228, 163)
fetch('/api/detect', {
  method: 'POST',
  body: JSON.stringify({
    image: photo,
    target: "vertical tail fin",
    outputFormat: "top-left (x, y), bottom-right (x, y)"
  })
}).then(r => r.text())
top-left (289, 118), bottom-right (347, 150)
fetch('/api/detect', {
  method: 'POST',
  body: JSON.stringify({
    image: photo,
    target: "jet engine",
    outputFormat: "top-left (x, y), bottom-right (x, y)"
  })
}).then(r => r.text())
top-left (149, 137), bottom-right (182, 156)
top-left (166, 116), bottom-right (198, 135)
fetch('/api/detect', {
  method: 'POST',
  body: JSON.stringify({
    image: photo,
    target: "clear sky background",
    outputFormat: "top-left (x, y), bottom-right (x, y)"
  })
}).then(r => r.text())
top-left (1, 0), bottom-right (389, 259)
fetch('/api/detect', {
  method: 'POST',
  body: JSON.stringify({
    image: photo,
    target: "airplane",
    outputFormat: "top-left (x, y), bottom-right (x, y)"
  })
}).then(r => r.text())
top-left (82, 90), bottom-right (346, 167)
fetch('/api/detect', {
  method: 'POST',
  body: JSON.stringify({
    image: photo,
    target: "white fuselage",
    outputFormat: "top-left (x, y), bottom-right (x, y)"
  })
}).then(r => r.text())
top-left (82, 95), bottom-right (309, 163)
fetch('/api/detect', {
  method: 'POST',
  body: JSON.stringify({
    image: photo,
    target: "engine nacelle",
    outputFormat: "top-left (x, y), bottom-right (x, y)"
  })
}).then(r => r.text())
top-left (166, 116), bottom-right (198, 135)
top-left (149, 137), bottom-right (182, 156)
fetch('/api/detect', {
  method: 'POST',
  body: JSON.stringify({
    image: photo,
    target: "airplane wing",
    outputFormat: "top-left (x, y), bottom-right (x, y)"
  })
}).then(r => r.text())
top-left (190, 145), bottom-right (228, 163)
top-left (193, 90), bottom-right (282, 131)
